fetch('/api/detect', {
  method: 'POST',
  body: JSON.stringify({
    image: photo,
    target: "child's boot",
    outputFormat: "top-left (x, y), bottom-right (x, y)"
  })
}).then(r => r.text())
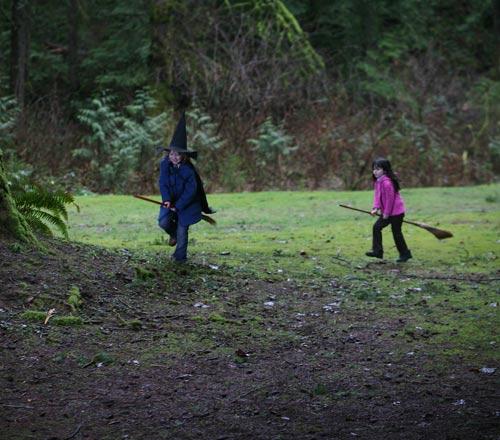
top-left (397, 250), bottom-right (412, 263)
top-left (365, 250), bottom-right (383, 259)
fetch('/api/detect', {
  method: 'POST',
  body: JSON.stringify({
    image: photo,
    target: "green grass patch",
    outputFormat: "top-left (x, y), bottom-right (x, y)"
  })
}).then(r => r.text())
top-left (67, 185), bottom-right (499, 364)
top-left (68, 185), bottom-right (499, 276)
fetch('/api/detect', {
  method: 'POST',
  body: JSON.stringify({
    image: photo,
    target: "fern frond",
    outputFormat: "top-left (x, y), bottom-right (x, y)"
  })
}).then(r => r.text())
top-left (21, 209), bottom-right (69, 238)
top-left (23, 215), bottom-right (54, 237)
top-left (14, 186), bottom-right (78, 219)
top-left (12, 185), bottom-right (77, 238)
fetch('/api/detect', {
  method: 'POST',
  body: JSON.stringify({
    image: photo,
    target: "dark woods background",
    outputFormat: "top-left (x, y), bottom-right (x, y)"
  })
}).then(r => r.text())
top-left (2, 0), bottom-right (499, 194)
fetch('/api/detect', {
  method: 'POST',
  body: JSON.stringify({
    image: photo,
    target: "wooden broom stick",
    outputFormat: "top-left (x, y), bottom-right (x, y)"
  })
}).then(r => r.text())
top-left (133, 195), bottom-right (216, 225)
top-left (339, 204), bottom-right (453, 240)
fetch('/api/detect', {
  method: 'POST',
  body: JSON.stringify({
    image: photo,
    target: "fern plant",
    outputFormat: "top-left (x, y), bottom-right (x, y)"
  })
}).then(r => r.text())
top-left (247, 117), bottom-right (296, 186)
top-left (75, 89), bottom-right (167, 192)
top-left (0, 96), bottom-right (19, 143)
top-left (0, 96), bottom-right (20, 171)
top-left (248, 117), bottom-right (296, 165)
top-left (187, 105), bottom-right (226, 153)
top-left (12, 185), bottom-right (79, 239)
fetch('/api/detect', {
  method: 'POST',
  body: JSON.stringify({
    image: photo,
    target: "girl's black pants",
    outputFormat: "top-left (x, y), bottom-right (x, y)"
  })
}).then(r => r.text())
top-left (372, 213), bottom-right (410, 256)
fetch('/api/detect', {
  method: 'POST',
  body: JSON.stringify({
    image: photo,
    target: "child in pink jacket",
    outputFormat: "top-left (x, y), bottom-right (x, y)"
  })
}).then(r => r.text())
top-left (366, 158), bottom-right (412, 262)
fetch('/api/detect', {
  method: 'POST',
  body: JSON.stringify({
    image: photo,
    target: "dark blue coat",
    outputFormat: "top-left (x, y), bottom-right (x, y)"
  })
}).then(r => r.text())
top-left (158, 159), bottom-right (202, 227)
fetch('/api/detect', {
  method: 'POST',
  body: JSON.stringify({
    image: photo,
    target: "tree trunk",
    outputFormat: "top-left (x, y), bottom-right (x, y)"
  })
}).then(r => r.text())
top-left (67, 0), bottom-right (80, 92)
top-left (493, 0), bottom-right (500, 78)
top-left (9, 0), bottom-right (31, 108)
top-left (0, 153), bottom-right (36, 243)
top-left (150, 0), bottom-right (190, 109)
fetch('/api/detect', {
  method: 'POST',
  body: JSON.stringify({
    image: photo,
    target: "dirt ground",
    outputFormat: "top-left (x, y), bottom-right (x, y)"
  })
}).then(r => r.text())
top-left (0, 238), bottom-right (498, 440)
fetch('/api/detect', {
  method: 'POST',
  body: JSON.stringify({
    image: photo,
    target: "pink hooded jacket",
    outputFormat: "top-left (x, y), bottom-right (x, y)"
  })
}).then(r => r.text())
top-left (373, 175), bottom-right (405, 217)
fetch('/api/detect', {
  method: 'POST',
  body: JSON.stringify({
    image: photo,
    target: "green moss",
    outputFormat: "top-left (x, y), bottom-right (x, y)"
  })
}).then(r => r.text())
top-left (134, 266), bottom-right (155, 281)
top-left (80, 351), bottom-right (114, 367)
top-left (208, 313), bottom-right (241, 325)
top-left (20, 310), bottom-right (83, 326)
top-left (125, 319), bottom-right (143, 330)
top-left (53, 316), bottom-right (83, 326)
top-left (67, 285), bottom-right (83, 312)
top-left (191, 315), bottom-right (204, 322)
top-left (21, 310), bottom-right (46, 322)
top-left (140, 333), bottom-right (216, 363)
top-left (312, 383), bottom-right (328, 396)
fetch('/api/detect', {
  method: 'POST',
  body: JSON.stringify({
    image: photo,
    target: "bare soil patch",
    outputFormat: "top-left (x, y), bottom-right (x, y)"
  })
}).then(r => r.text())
top-left (0, 238), bottom-right (498, 439)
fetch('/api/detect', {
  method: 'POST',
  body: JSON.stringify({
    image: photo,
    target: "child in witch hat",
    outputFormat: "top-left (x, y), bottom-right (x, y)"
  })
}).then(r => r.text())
top-left (158, 112), bottom-right (214, 262)
top-left (366, 157), bottom-right (412, 263)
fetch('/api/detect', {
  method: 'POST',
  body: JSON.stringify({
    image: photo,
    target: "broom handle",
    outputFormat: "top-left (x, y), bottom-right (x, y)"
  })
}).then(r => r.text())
top-left (134, 194), bottom-right (216, 226)
top-left (338, 204), bottom-right (420, 226)
top-left (134, 194), bottom-right (168, 207)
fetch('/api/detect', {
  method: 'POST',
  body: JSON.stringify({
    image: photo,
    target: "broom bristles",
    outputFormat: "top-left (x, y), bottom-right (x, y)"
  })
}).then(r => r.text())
top-left (202, 214), bottom-right (217, 226)
top-left (409, 221), bottom-right (453, 240)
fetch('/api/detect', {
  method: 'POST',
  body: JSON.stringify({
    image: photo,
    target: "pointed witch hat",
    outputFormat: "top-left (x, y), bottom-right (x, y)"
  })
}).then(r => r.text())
top-left (165, 112), bottom-right (198, 159)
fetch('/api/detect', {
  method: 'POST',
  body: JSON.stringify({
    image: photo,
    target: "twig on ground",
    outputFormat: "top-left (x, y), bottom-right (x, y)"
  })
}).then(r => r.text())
top-left (63, 424), bottom-right (82, 440)
top-left (0, 403), bottom-right (34, 409)
top-left (331, 255), bottom-right (352, 265)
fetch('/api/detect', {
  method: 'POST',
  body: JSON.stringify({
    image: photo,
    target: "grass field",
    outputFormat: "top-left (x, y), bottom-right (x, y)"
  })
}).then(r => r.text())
top-left (66, 184), bottom-right (500, 362)
top-left (68, 184), bottom-right (500, 276)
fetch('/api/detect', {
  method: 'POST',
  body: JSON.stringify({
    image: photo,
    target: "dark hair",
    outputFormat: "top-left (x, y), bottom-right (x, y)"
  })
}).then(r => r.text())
top-left (372, 157), bottom-right (400, 192)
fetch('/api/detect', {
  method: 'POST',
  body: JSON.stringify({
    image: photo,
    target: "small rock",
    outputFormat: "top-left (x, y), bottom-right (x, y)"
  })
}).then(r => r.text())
top-left (452, 399), bottom-right (466, 406)
top-left (194, 302), bottom-right (209, 308)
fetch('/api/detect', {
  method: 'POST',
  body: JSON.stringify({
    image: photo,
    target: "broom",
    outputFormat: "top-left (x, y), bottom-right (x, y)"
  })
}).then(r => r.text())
top-left (339, 204), bottom-right (453, 240)
top-left (133, 195), bottom-right (216, 225)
